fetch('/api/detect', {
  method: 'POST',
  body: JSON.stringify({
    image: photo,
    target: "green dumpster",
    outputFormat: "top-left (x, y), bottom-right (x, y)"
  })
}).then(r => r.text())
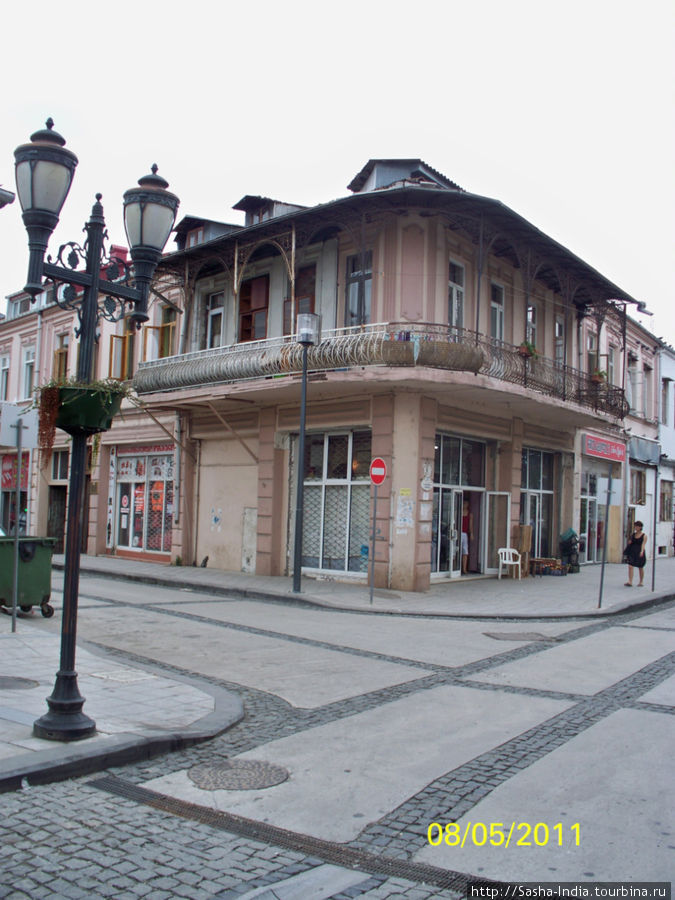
top-left (0, 537), bottom-right (56, 618)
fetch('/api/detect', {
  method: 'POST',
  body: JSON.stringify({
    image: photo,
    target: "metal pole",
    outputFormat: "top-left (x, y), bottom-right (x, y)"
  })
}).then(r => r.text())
top-left (597, 467), bottom-right (612, 609)
top-left (11, 416), bottom-right (23, 634)
top-left (33, 197), bottom-right (105, 741)
top-left (651, 466), bottom-right (658, 592)
top-left (369, 482), bottom-right (378, 605)
top-left (292, 343), bottom-right (309, 593)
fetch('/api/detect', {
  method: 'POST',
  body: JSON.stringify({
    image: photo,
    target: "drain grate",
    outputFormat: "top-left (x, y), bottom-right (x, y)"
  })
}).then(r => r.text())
top-left (188, 759), bottom-right (289, 791)
top-left (0, 676), bottom-right (39, 690)
top-left (483, 631), bottom-right (560, 642)
top-left (91, 774), bottom-right (504, 893)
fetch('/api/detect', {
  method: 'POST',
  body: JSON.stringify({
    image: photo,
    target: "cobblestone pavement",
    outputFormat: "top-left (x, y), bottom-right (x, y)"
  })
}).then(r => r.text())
top-left (2, 581), bottom-right (673, 899)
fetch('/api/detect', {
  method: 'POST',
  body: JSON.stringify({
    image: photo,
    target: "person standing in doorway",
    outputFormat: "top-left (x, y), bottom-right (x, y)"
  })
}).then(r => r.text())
top-left (461, 499), bottom-right (473, 575)
top-left (624, 521), bottom-right (647, 586)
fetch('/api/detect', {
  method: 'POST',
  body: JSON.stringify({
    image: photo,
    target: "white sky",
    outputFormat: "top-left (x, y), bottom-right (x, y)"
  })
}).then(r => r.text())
top-left (1, 0), bottom-right (673, 344)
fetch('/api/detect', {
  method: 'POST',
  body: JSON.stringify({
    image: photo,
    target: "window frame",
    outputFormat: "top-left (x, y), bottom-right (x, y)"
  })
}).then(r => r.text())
top-left (489, 283), bottom-right (504, 342)
top-left (344, 250), bottom-right (372, 328)
top-left (448, 260), bottom-right (465, 331)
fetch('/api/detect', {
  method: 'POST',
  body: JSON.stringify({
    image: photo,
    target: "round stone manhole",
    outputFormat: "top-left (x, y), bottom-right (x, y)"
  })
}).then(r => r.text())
top-left (0, 676), bottom-right (39, 690)
top-left (188, 759), bottom-right (289, 791)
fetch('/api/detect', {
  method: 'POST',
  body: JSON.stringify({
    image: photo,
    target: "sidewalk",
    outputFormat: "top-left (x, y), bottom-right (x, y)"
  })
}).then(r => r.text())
top-left (60, 551), bottom-right (675, 619)
top-left (1, 553), bottom-right (672, 794)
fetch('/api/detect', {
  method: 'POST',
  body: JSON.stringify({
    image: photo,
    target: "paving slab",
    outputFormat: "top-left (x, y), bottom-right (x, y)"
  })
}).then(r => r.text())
top-left (415, 708), bottom-right (675, 881)
top-left (468, 624), bottom-right (675, 695)
top-left (639, 673), bottom-right (675, 707)
top-left (70, 605), bottom-right (425, 708)
top-left (156, 599), bottom-right (581, 667)
top-left (142, 684), bottom-right (572, 842)
top-left (0, 628), bottom-right (243, 792)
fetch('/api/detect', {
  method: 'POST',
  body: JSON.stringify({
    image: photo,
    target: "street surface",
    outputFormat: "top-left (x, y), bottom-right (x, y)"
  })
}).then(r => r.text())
top-left (2, 570), bottom-right (674, 899)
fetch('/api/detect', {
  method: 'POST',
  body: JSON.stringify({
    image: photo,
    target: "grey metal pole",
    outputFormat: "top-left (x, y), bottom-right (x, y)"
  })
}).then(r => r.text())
top-left (11, 415), bottom-right (23, 634)
top-left (597, 467), bottom-right (612, 610)
top-left (651, 467), bottom-right (658, 591)
top-left (292, 343), bottom-right (309, 593)
top-left (369, 482), bottom-right (378, 605)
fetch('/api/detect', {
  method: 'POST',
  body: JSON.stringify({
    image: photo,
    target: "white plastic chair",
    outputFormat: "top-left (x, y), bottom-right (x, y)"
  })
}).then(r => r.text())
top-left (498, 547), bottom-right (521, 579)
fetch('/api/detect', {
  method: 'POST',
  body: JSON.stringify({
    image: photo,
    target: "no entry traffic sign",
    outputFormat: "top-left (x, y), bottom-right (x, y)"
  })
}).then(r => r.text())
top-left (370, 458), bottom-right (387, 485)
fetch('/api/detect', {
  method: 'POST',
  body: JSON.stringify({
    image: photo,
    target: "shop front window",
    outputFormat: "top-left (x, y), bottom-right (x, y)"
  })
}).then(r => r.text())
top-left (300, 430), bottom-right (371, 573)
top-left (115, 451), bottom-right (174, 553)
top-left (520, 448), bottom-right (555, 557)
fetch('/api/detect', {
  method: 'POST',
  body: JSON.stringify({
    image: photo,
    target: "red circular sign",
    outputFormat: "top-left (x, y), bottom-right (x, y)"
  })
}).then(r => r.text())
top-left (370, 458), bottom-right (387, 485)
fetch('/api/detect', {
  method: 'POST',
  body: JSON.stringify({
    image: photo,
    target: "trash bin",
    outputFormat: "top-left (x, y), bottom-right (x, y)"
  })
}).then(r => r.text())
top-left (0, 537), bottom-right (56, 617)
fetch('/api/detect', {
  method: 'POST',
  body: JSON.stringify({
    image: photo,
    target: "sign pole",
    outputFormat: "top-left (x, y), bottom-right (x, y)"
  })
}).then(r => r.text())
top-left (369, 482), bottom-right (378, 605)
top-left (11, 416), bottom-right (23, 634)
top-left (597, 467), bottom-right (612, 610)
top-left (368, 458), bottom-right (387, 605)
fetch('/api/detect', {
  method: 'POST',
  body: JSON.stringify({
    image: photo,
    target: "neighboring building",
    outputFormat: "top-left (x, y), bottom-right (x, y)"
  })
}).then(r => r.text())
top-left (656, 341), bottom-right (675, 556)
top-left (128, 159), bottom-right (646, 590)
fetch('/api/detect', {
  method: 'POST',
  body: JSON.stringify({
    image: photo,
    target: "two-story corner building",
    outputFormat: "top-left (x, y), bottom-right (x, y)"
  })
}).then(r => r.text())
top-left (656, 341), bottom-right (675, 557)
top-left (122, 158), bottom-right (646, 591)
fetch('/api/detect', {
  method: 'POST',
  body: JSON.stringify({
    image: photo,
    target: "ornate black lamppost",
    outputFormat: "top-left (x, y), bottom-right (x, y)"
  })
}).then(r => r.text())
top-left (292, 312), bottom-right (321, 593)
top-left (14, 119), bottom-right (179, 741)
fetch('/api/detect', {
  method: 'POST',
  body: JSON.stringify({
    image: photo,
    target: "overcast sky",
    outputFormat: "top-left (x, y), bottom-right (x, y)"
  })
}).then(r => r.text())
top-left (1, 0), bottom-right (673, 345)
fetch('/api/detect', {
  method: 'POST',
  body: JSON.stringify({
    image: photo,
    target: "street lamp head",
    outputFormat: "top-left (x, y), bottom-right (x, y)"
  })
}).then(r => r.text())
top-left (123, 165), bottom-right (180, 325)
top-left (14, 118), bottom-right (78, 296)
top-left (296, 312), bottom-right (321, 346)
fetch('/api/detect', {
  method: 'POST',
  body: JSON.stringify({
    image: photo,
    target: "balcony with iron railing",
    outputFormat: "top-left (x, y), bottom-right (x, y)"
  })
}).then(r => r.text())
top-left (133, 322), bottom-right (629, 419)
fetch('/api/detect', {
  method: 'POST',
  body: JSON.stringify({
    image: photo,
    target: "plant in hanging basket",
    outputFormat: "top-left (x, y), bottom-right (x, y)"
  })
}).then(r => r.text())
top-left (590, 369), bottom-right (607, 384)
top-left (35, 378), bottom-right (132, 465)
top-left (517, 341), bottom-right (537, 359)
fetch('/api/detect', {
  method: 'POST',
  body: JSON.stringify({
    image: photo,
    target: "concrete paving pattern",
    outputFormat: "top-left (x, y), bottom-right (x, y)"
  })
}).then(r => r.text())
top-left (0, 556), bottom-right (673, 898)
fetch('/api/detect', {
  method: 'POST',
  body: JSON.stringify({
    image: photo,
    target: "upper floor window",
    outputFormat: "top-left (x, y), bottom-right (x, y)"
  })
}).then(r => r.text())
top-left (109, 319), bottom-right (136, 381)
top-left (630, 468), bottom-right (646, 505)
top-left (52, 450), bottom-right (69, 481)
top-left (53, 334), bottom-right (69, 382)
top-left (586, 331), bottom-right (598, 374)
top-left (643, 366), bottom-right (653, 418)
top-left (8, 296), bottom-right (31, 319)
top-left (345, 251), bottom-right (372, 328)
top-left (554, 315), bottom-right (565, 366)
top-left (144, 307), bottom-right (177, 361)
top-left (526, 302), bottom-right (538, 348)
top-left (448, 261), bottom-right (464, 331)
top-left (186, 227), bottom-right (204, 248)
top-left (239, 275), bottom-right (269, 342)
top-left (205, 292), bottom-right (224, 349)
top-left (0, 355), bottom-right (9, 401)
top-left (284, 265), bottom-right (316, 335)
top-left (661, 379), bottom-right (670, 426)
top-left (608, 345), bottom-right (618, 385)
top-left (490, 283), bottom-right (504, 342)
top-left (22, 347), bottom-right (35, 399)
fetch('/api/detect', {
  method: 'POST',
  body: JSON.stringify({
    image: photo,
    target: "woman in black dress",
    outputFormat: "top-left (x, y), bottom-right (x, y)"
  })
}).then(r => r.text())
top-left (624, 521), bottom-right (647, 586)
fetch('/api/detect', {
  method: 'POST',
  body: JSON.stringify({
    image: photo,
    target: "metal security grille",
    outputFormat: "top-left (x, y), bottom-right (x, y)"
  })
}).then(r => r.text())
top-left (299, 431), bottom-right (371, 574)
top-left (116, 453), bottom-right (174, 553)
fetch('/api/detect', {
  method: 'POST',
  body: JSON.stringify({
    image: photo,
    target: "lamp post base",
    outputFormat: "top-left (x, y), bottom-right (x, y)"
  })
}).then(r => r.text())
top-left (33, 670), bottom-right (96, 741)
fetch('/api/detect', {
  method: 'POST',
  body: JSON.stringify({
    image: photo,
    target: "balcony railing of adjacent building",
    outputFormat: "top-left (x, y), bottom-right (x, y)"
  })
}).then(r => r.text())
top-left (134, 322), bottom-right (629, 419)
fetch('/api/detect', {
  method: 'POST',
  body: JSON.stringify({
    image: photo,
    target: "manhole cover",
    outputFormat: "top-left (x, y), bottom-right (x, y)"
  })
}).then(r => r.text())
top-left (0, 676), bottom-right (39, 690)
top-left (484, 631), bottom-right (560, 642)
top-left (188, 759), bottom-right (289, 791)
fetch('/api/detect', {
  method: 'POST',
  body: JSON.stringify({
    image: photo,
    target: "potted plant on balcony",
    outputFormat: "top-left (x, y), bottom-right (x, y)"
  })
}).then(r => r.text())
top-left (36, 377), bottom-right (131, 466)
top-left (590, 369), bottom-right (607, 384)
top-left (517, 341), bottom-right (538, 360)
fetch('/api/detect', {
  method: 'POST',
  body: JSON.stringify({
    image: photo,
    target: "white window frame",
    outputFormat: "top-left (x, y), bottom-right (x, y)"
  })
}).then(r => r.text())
top-left (0, 355), bottom-right (9, 401)
top-left (448, 260), bottom-right (464, 331)
top-left (22, 346), bottom-right (35, 399)
top-left (490, 283), bottom-right (504, 342)
top-left (206, 291), bottom-right (224, 349)
top-left (526, 302), bottom-right (538, 348)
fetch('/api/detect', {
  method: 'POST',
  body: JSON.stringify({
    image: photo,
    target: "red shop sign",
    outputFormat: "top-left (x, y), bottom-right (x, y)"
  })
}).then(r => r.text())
top-left (583, 434), bottom-right (626, 462)
top-left (1, 453), bottom-right (29, 491)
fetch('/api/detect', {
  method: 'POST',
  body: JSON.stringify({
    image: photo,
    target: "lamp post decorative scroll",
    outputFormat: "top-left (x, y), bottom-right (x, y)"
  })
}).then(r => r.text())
top-left (14, 120), bottom-right (179, 741)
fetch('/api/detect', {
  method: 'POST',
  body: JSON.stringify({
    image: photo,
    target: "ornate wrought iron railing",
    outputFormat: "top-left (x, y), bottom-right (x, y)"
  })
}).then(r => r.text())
top-left (134, 322), bottom-right (629, 419)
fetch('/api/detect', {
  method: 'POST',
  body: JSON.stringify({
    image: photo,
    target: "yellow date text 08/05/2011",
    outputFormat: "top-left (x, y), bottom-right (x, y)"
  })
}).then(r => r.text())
top-left (427, 822), bottom-right (581, 849)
